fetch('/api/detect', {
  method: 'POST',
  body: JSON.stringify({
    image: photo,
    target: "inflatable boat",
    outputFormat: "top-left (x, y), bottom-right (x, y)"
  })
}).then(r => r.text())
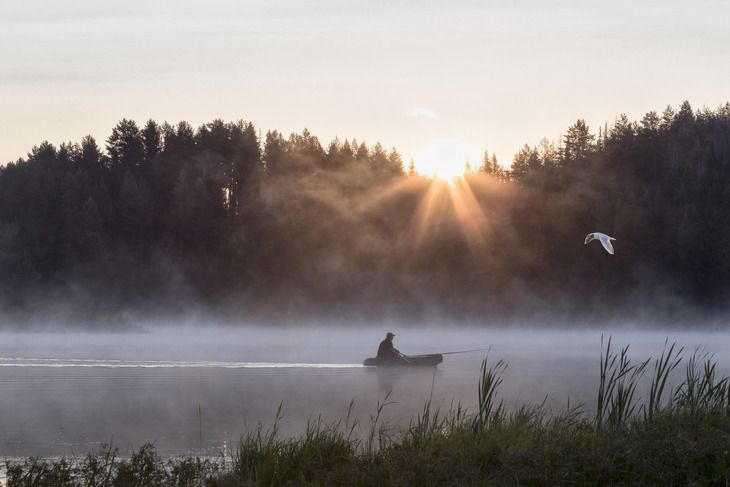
top-left (363, 353), bottom-right (443, 367)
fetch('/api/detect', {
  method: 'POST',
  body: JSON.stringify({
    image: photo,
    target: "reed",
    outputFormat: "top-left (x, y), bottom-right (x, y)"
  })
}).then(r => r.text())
top-left (473, 355), bottom-right (507, 433)
top-left (364, 390), bottom-right (395, 455)
top-left (643, 339), bottom-right (683, 421)
top-left (674, 348), bottom-right (730, 419)
top-left (596, 335), bottom-right (649, 430)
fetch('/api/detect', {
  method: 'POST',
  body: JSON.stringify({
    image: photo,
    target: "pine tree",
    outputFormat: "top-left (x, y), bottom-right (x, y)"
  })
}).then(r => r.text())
top-left (478, 150), bottom-right (507, 180)
top-left (661, 105), bottom-right (676, 130)
top-left (562, 119), bottom-right (595, 163)
top-left (106, 119), bottom-right (144, 171)
top-left (78, 136), bottom-right (105, 174)
top-left (386, 147), bottom-right (404, 176)
top-left (640, 111), bottom-right (660, 135)
top-left (263, 130), bottom-right (287, 175)
top-left (142, 120), bottom-right (162, 166)
top-left (407, 158), bottom-right (416, 176)
top-left (510, 145), bottom-right (541, 181)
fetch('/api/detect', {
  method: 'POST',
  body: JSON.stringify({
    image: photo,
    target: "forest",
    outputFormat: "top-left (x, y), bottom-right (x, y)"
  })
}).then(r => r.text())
top-left (2, 101), bottom-right (730, 326)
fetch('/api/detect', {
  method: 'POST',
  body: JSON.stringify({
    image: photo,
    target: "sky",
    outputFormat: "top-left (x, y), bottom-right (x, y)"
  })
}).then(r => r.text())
top-left (2, 0), bottom-right (729, 177)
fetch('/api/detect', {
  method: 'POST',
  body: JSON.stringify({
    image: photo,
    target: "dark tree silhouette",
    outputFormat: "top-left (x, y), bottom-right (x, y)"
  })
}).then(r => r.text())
top-left (2, 103), bottom-right (730, 326)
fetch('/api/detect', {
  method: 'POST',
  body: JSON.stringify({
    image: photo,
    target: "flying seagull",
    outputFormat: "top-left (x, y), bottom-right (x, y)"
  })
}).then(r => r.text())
top-left (584, 232), bottom-right (616, 255)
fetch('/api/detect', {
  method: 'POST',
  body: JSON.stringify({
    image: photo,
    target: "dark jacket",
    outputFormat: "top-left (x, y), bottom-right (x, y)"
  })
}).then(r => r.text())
top-left (377, 338), bottom-right (399, 359)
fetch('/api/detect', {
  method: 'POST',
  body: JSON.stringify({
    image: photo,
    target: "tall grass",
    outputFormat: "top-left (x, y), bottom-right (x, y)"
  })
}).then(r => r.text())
top-left (644, 339), bottom-right (683, 421)
top-left (596, 335), bottom-right (649, 430)
top-left (7, 336), bottom-right (730, 486)
top-left (5, 443), bottom-right (223, 487)
top-left (674, 348), bottom-right (730, 419)
top-left (473, 355), bottom-right (507, 432)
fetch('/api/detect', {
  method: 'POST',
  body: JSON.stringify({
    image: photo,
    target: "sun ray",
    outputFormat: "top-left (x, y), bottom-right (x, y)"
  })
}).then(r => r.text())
top-left (409, 180), bottom-right (451, 251)
top-left (451, 177), bottom-right (491, 255)
top-left (355, 175), bottom-right (424, 214)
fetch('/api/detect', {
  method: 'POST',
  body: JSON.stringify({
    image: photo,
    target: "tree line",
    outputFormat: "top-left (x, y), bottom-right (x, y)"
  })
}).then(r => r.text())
top-left (1, 101), bottom-right (729, 325)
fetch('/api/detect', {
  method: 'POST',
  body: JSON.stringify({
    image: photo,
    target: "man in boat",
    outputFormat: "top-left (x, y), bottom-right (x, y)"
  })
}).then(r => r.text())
top-left (376, 332), bottom-right (402, 363)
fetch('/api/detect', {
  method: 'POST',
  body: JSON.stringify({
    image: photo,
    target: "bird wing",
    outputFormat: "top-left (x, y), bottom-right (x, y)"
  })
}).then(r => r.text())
top-left (600, 236), bottom-right (615, 254)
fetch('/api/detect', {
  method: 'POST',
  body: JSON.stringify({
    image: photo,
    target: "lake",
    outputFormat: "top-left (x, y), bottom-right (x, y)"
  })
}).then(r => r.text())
top-left (1, 325), bottom-right (729, 458)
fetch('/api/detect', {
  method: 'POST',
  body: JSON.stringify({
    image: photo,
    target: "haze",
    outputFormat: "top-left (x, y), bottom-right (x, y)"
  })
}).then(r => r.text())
top-left (4, 0), bottom-right (730, 468)
top-left (2, 324), bottom-right (729, 457)
top-left (3, 0), bottom-right (730, 174)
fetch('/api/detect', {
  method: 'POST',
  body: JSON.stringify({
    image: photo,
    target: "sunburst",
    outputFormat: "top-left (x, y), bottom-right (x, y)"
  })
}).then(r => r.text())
top-left (414, 139), bottom-right (481, 181)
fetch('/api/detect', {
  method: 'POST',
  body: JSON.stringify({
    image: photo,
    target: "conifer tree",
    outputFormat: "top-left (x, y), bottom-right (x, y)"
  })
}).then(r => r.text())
top-left (106, 119), bottom-right (144, 171)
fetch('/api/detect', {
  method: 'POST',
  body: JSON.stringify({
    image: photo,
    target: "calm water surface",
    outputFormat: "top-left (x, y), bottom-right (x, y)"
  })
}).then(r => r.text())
top-left (1, 326), bottom-right (729, 457)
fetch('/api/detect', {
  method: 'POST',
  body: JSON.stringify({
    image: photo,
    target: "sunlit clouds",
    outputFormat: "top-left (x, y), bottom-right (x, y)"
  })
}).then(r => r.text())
top-left (409, 107), bottom-right (439, 119)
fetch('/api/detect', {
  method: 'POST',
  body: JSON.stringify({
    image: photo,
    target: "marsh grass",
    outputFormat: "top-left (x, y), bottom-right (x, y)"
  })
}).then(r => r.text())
top-left (473, 355), bottom-right (506, 433)
top-left (5, 443), bottom-right (223, 487)
top-left (644, 338), bottom-right (683, 421)
top-left (8, 337), bottom-right (730, 486)
top-left (596, 335), bottom-right (650, 430)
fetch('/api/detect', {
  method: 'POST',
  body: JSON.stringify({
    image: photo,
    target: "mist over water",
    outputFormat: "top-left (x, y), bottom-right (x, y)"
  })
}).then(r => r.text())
top-left (0, 325), bottom-right (729, 458)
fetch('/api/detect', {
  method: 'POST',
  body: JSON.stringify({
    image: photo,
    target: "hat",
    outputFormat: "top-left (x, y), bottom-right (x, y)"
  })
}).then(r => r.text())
top-left (386, 332), bottom-right (395, 338)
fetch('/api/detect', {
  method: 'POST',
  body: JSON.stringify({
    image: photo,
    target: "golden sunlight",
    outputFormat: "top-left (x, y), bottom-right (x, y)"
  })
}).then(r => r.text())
top-left (414, 138), bottom-right (481, 181)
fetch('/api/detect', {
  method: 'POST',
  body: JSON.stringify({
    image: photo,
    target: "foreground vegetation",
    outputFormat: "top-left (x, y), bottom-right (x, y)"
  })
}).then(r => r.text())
top-left (8, 339), bottom-right (730, 486)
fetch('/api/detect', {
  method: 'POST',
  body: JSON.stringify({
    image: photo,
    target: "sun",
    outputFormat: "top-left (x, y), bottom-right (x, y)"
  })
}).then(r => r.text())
top-left (414, 138), bottom-right (481, 181)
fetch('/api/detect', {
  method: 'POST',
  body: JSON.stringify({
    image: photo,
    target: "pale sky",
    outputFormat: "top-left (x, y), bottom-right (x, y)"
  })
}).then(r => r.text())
top-left (2, 0), bottom-right (729, 176)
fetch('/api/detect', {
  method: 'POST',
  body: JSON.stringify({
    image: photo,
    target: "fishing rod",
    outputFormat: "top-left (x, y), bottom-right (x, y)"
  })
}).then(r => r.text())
top-left (407, 347), bottom-right (492, 358)
top-left (439, 347), bottom-right (491, 355)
